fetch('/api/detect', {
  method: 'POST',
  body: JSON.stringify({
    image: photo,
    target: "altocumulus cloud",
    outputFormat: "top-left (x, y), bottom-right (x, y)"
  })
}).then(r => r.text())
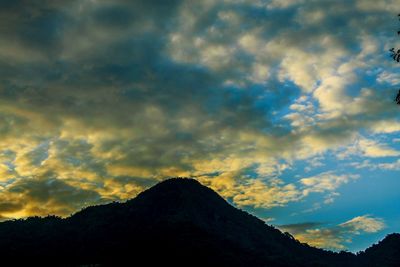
top-left (0, 0), bottom-right (398, 250)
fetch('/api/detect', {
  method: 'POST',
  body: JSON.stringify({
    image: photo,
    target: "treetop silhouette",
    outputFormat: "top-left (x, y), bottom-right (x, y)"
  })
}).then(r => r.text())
top-left (390, 14), bottom-right (400, 104)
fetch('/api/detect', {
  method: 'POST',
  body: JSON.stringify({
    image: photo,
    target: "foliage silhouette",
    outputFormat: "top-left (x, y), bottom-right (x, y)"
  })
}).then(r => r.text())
top-left (0, 178), bottom-right (398, 267)
top-left (396, 89), bottom-right (400, 104)
top-left (390, 14), bottom-right (400, 104)
top-left (389, 15), bottom-right (400, 62)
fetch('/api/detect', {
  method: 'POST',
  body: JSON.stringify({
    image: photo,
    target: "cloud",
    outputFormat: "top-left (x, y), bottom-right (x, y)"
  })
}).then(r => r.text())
top-left (0, 0), bottom-right (398, 219)
top-left (358, 139), bottom-right (400, 157)
top-left (199, 173), bottom-right (303, 209)
top-left (377, 71), bottom-right (400, 85)
top-left (377, 159), bottom-right (400, 170)
top-left (0, 177), bottom-right (103, 219)
top-left (338, 137), bottom-right (400, 159)
top-left (370, 120), bottom-right (400, 134)
top-left (300, 171), bottom-right (359, 196)
top-left (349, 158), bottom-right (400, 171)
top-left (279, 222), bottom-right (325, 234)
top-left (340, 215), bottom-right (385, 233)
top-left (199, 169), bottom-right (358, 208)
top-left (279, 215), bottom-right (385, 250)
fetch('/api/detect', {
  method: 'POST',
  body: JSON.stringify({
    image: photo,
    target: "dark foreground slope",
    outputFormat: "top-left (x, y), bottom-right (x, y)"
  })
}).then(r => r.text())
top-left (0, 178), bottom-right (398, 267)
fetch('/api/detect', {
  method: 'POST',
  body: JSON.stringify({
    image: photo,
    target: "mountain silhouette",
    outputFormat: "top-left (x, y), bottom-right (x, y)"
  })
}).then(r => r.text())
top-left (356, 233), bottom-right (400, 267)
top-left (0, 178), bottom-right (398, 266)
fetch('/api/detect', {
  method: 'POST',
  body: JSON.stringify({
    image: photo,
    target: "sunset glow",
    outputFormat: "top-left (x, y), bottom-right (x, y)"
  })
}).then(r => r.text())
top-left (0, 0), bottom-right (399, 251)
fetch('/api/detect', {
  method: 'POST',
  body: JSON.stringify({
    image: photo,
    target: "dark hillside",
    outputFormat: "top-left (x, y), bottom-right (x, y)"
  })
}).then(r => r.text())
top-left (0, 178), bottom-right (397, 267)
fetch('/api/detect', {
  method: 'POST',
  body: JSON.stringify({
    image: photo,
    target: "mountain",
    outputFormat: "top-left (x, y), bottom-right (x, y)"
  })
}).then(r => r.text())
top-left (356, 233), bottom-right (400, 267)
top-left (0, 178), bottom-right (398, 266)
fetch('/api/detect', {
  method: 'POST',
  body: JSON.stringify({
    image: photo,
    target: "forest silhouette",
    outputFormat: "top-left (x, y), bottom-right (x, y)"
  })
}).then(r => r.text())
top-left (0, 178), bottom-right (399, 267)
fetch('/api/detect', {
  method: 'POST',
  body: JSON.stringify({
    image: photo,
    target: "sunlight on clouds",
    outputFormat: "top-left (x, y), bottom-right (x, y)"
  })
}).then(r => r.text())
top-left (0, 164), bottom-right (12, 182)
top-left (296, 133), bottom-right (354, 160)
top-left (296, 229), bottom-right (347, 250)
top-left (371, 120), bottom-right (400, 134)
top-left (0, 1), bottom-right (398, 253)
top-left (199, 175), bottom-right (302, 209)
top-left (340, 215), bottom-right (385, 233)
top-left (0, 177), bottom-right (102, 219)
top-left (357, 138), bottom-right (400, 158)
top-left (280, 215), bottom-right (385, 250)
top-left (93, 178), bottom-right (145, 201)
top-left (107, 165), bottom-right (153, 178)
top-left (313, 76), bottom-right (353, 115)
top-left (250, 62), bottom-right (270, 84)
top-left (301, 172), bottom-right (359, 196)
top-left (356, 0), bottom-right (399, 12)
top-left (267, 0), bottom-right (304, 9)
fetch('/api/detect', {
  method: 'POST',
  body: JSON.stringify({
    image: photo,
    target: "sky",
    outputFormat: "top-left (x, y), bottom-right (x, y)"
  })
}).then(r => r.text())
top-left (0, 0), bottom-right (399, 252)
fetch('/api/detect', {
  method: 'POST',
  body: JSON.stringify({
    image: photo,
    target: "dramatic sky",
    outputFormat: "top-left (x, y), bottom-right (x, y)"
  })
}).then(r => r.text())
top-left (0, 0), bottom-right (399, 251)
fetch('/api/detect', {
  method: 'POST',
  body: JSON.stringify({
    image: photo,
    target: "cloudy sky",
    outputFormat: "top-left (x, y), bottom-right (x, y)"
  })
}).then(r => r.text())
top-left (0, 0), bottom-right (399, 251)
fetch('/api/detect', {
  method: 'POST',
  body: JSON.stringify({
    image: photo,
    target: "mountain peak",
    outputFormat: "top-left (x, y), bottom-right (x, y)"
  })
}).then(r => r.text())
top-left (131, 178), bottom-right (231, 219)
top-left (147, 177), bottom-right (204, 191)
top-left (134, 177), bottom-right (225, 203)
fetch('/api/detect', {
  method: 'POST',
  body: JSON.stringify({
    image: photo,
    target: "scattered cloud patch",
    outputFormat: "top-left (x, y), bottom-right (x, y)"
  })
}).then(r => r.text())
top-left (280, 215), bottom-right (385, 250)
top-left (300, 171), bottom-right (359, 197)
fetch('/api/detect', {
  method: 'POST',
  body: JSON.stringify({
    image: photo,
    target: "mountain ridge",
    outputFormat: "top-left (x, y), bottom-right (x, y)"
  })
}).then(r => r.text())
top-left (0, 178), bottom-right (398, 267)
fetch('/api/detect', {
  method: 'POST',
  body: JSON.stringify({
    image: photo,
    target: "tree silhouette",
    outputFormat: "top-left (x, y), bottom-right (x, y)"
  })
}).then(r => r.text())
top-left (396, 90), bottom-right (400, 104)
top-left (389, 14), bottom-right (400, 61)
top-left (390, 14), bottom-right (400, 104)
top-left (390, 48), bottom-right (400, 62)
